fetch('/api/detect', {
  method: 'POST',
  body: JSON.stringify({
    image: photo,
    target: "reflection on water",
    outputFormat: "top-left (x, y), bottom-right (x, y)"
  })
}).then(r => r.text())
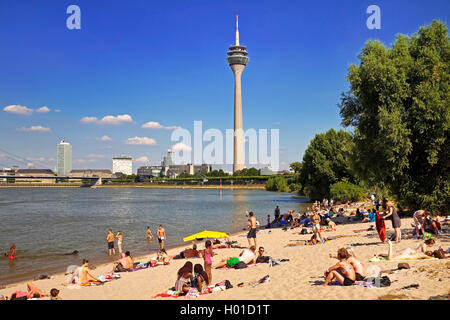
top-left (0, 188), bottom-right (310, 284)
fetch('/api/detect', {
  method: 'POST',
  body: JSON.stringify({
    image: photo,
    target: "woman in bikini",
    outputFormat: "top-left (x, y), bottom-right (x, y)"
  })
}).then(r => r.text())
top-left (175, 261), bottom-right (193, 295)
top-left (322, 248), bottom-right (356, 286)
top-left (375, 240), bottom-right (435, 260)
top-left (329, 248), bottom-right (366, 281)
top-left (116, 231), bottom-right (123, 255)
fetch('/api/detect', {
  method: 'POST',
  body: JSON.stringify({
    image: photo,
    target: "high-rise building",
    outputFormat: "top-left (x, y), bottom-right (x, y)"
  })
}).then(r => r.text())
top-left (161, 149), bottom-right (174, 166)
top-left (57, 139), bottom-right (72, 176)
top-left (112, 156), bottom-right (133, 175)
top-left (227, 15), bottom-right (249, 173)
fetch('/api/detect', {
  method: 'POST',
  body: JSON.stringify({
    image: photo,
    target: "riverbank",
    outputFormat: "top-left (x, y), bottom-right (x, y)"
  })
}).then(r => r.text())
top-left (1, 216), bottom-right (448, 300)
top-left (98, 184), bottom-right (267, 190)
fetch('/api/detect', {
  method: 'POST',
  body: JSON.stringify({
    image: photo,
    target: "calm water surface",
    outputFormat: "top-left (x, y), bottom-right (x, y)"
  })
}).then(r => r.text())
top-left (0, 188), bottom-right (310, 285)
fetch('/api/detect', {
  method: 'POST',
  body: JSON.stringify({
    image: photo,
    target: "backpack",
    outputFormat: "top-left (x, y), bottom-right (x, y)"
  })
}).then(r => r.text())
top-left (380, 275), bottom-right (391, 287)
top-left (233, 261), bottom-right (248, 269)
top-left (300, 228), bottom-right (308, 235)
top-left (256, 256), bottom-right (271, 263)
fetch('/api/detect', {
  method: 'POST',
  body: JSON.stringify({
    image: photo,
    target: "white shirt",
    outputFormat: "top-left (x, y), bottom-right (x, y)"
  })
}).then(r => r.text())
top-left (239, 249), bottom-right (255, 263)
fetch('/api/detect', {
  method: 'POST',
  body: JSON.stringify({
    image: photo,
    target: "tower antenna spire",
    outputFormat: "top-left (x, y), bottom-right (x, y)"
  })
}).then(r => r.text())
top-left (235, 15), bottom-right (239, 46)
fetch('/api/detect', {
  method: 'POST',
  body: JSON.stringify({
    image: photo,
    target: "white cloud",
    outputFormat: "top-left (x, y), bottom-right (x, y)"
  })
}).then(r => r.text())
top-left (26, 157), bottom-right (46, 162)
top-left (87, 154), bottom-right (105, 159)
top-left (171, 142), bottom-right (192, 152)
top-left (97, 135), bottom-right (113, 141)
top-left (80, 114), bottom-right (133, 125)
top-left (4, 105), bottom-right (34, 115)
top-left (134, 156), bottom-right (149, 163)
top-left (125, 136), bottom-right (157, 145)
top-left (80, 116), bottom-right (98, 124)
top-left (141, 121), bottom-right (180, 130)
top-left (54, 109), bottom-right (61, 113)
top-left (36, 106), bottom-right (50, 113)
top-left (17, 125), bottom-right (51, 133)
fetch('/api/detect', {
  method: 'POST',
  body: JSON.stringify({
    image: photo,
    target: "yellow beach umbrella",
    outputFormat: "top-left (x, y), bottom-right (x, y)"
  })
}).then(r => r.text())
top-left (183, 230), bottom-right (230, 242)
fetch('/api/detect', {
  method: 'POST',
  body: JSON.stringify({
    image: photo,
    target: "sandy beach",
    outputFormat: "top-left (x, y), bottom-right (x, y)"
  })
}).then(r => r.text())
top-left (1, 212), bottom-right (448, 300)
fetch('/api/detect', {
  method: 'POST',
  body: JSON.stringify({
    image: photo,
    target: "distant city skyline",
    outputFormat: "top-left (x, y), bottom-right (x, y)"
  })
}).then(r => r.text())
top-left (0, 0), bottom-right (449, 172)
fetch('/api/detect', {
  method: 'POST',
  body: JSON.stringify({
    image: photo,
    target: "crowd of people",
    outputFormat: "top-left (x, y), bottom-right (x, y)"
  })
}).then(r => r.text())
top-left (2, 195), bottom-right (447, 299)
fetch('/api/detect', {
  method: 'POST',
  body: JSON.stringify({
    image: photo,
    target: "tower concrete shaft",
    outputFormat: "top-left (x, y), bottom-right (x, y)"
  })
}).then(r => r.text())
top-left (227, 15), bottom-right (249, 173)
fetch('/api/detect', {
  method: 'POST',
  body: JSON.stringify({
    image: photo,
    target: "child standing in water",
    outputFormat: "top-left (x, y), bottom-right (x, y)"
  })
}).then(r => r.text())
top-left (107, 229), bottom-right (115, 256)
top-left (203, 240), bottom-right (213, 285)
top-left (4, 243), bottom-right (16, 260)
top-left (146, 226), bottom-right (153, 240)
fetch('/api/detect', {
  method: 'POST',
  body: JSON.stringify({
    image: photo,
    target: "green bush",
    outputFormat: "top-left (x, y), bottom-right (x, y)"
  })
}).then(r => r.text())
top-left (330, 181), bottom-right (366, 202)
top-left (266, 176), bottom-right (289, 192)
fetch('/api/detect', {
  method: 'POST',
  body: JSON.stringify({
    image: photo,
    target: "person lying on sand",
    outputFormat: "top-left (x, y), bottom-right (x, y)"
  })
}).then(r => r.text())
top-left (170, 244), bottom-right (201, 259)
top-left (9, 282), bottom-right (49, 300)
top-left (325, 218), bottom-right (336, 231)
top-left (374, 240), bottom-right (435, 260)
top-left (213, 246), bottom-right (257, 269)
top-left (322, 248), bottom-right (356, 286)
top-left (287, 233), bottom-right (319, 246)
top-left (329, 248), bottom-right (366, 281)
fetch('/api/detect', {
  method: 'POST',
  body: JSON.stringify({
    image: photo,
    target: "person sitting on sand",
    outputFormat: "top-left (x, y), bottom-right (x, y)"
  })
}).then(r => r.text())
top-left (193, 264), bottom-right (209, 293)
top-left (113, 251), bottom-right (134, 272)
top-left (4, 243), bottom-right (16, 260)
top-left (213, 246), bottom-right (257, 269)
top-left (329, 248), bottom-right (366, 281)
top-left (156, 249), bottom-right (170, 264)
top-left (175, 261), bottom-right (193, 295)
top-left (50, 288), bottom-right (62, 300)
top-left (326, 218), bottom-right (336, 231)
top-left (171, 244), bottom-right (201, 260)
top-left (322, 248), bottom-right (356, 286)
top-left (374, 240), bottom-right (435, 260)
top-left (79, 259), bottom-right (100, 285)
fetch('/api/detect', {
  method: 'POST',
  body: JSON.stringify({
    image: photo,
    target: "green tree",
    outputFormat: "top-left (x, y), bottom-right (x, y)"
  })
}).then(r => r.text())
top-left (289, 162), bottom-right (303, 173)
top-left (233, 168), bottom-right (261, 176)
top-left (299, 129), bottom-right (355, 200)
top-left (339, 20), bottom-right (450, 213)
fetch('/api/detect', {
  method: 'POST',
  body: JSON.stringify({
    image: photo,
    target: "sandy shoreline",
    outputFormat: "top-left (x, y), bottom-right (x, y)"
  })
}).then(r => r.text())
top-left (1, 215), bottom-right (448, 300)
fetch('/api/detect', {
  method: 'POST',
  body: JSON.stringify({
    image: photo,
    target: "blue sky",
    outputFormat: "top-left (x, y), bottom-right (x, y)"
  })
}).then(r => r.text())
top-left (0, 0), bottom-right (448, 172)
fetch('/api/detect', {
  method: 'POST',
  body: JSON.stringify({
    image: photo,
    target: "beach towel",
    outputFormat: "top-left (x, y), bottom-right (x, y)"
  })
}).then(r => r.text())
top-left (375, 211), bottom-right (386, 242)
top-left (330, 280), bottom-right (375, 288)
top-left (353, 228), bottom-right (370, 233)
top-left (369, 256), bottom-right (438, 262)
top-left (152, 284), bottom-right (223, 299)
top-left (219, 263), bottom-right (260, 270)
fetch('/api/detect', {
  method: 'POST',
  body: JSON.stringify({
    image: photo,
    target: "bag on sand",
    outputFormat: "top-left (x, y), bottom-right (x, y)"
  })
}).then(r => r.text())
top-left (300, 228), bottom-right (308, 235)
top-left (433, 248), bottom-right (446, 259)
top-left (256, 256), bottom-right (271, 263)
top-left (397, 263), bottom-right (410, 270)
top-left (380, 276), bottom-right (391, 287)
top-left (233, 261), bottom-right (248, 269)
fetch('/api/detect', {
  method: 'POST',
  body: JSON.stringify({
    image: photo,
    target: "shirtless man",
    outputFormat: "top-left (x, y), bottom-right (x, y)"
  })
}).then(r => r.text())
top-left (213, 246), bottom-right (257, 269)
top-left (247, 212), bottom-right (258, 248)
top-left (157, 225), bottom-right (166, 250)
top-left (106, 229), bottom-right (115, 256)
top-left (413, 210), bottom-right (429, 239)
top-left (311, 210), bottom-right (324, 243)
top-left (79, 259), bottom-right (100, 285)
top-left (146, 226), bottom-right (153, 240)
